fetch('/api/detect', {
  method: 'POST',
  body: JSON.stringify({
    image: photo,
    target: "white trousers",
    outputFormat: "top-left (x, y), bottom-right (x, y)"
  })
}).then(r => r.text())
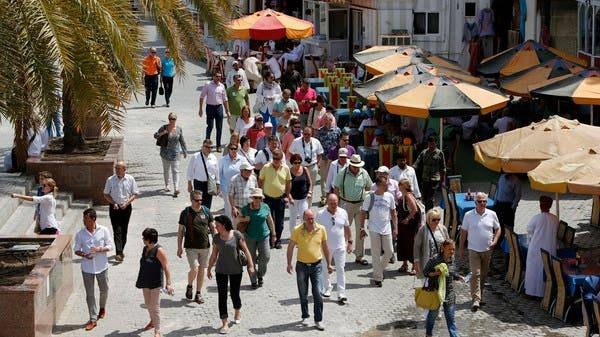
top-left (288, 198), bottom-right (308, 236)
top-left (321, 247), bottom-right (347, 296)
top-left (161, 157), bottom-right (180, 190)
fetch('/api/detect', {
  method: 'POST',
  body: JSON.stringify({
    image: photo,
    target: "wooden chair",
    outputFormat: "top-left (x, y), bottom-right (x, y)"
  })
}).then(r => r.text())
top-left (441, 187), bottom-right (452, 230)
top-left (379, 144), bottom-right (395, 168)
top-left (446, 175), bottom-right (462, 193)
top-left (363, 126), bottom-right (376, 147)
top-left (510, 231), bottom-right (525, 293)
top-left (540, 248), bottom-right (556, 313)
top-left (594, 299), bottom-right (600, 335)
top-left (505, 226), bottom-right (516, 284)
top-left (557, 220), bottom-right (567, 242)
top-left (448, 190), bottom-right (460, 240)
top-left (489, 182), bottom-right (497, 201)
top-left (564, 226), bottom-right (576, 247)
top-left (551, 255), bottom-right (578, 322)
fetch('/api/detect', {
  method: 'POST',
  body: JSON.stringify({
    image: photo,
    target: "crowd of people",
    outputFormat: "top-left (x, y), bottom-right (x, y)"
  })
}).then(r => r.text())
top-left (6, 46), bottom-right (571, 337)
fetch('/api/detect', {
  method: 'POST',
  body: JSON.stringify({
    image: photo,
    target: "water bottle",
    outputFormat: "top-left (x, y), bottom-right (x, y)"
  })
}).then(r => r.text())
top-left (463, 272), bottom-right (472, 283)
top-left (161, 287), bottom-right (174, 296)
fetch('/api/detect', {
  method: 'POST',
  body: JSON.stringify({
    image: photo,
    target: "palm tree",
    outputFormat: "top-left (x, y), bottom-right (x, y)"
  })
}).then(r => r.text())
top-left (0, 0), bottom-right (238, 170)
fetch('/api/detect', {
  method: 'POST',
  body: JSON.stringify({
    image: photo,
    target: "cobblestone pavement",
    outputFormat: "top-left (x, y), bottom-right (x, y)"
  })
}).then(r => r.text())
top-left (0, 24), bottom-right (589, 337)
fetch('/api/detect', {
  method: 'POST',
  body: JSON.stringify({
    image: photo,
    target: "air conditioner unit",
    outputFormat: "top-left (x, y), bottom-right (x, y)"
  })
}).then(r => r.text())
top-left (380, 34), bottom-right (412, 46)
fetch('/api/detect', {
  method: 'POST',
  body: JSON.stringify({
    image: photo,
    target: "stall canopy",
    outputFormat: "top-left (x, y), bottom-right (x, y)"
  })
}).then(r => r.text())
top-left (530, 69), bottom-right (600, 105)
top-left (499, 58), bottom-right (584, 97)
top-left (473, 116), bottom-right (600, 173)
top-left (354, 63), bottom-right (480, 103)
top-left (477, 40), bottom-right (586, 77)
top-left (354, 45), bottom-right (466, 75)
top-left (228, 9), bottom-right (314, 40)
top-left (528, 147), bottom-right (600, 195)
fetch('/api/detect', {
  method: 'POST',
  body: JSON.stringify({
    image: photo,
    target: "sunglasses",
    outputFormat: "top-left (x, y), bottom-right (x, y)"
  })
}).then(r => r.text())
top-left (293, 161), bottom-right (301, 164)
top-left (169, 118), bottom-right (176, 121)
top-left (273, 157), bottom-right (282, 161)
top-left (431, 218), bottom-right (441, 222)
top-left (203, 145), bottom-right (212, 148)
top-left (150, 51), bottom-right (156, 54)
top-left (476, 200), bottom-right (487, 204)
top-left (192, 199), bottom-right (202, 202)
top-left (229, 147), bottom-right (238, 151)
top-left (252, 196), bottom-right (262, 199)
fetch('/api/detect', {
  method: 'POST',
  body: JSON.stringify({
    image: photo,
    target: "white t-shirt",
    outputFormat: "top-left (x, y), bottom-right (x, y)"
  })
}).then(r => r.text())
top-left (288, 137), bottom-right (324, 166)
top-left (234, 118), bottom-right (254, 136)
top-left (254, 148), bottom-right (274, 166)
top-left (362, 192), bottom-right (396, 235)
top-left (389, 165), bottom-right (421, 199)
top-left (317, 207), bottom-right (349, 251)
top-left (32, 194), bottom-right (59, 230)
top-left (462, 208), bottom-right (500, 252)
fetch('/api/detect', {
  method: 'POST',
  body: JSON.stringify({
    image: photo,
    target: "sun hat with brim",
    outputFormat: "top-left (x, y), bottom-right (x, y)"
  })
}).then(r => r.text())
top-left (249, 188), bottom-right (264, 198)
top-left (338, 148), bottom-right (349, 157)
top-left (349, 154), bottom-right (365, 167)
top-left (375, 166), bottom-right (390, 173)
top-left (240, 163), bottom-right (255, 171)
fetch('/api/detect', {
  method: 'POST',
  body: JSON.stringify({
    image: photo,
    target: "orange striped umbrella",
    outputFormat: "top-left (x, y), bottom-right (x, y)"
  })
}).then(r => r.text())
top-left (229, 9), bottom-right (314, 40)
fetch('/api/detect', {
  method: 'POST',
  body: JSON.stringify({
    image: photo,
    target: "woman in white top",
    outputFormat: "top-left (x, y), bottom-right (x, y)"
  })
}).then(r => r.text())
top-left (237, 136), bottom-right (257, 165)
top-left (307, 95), bottom-right (326, 130)
top-left (11, 178), bottom-right (60, 234)
top-left (234, 106), bottom-right (254, 137)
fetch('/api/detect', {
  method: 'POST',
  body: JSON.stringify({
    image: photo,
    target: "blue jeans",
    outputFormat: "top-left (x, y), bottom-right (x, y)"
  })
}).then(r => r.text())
top-left (426, 302), bottom-right (459, 337)
top-left (206, 104), bottom-right (224, 147)
top-left (260, 108), bottom-right (277, 130)
top-left (46, 110), bottom-right (63, 137)
top-left (296, 261), bottom-right (323, 322)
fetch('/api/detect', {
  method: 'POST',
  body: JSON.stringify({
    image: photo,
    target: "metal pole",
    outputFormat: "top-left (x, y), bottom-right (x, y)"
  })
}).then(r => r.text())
top-left (591, 104), bottom-right (594, 126)
top-left (439, 118), bottom-right (443, 150)
top-left (555, 192), bottom-right (560, 219)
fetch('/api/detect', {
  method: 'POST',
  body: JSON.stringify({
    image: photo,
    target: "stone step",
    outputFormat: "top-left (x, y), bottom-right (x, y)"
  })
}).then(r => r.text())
top-left (0, 203), bottom-right (36, 236)
top-left (0, 174), bottom-right (35, 231)
top-left (56, 200), bottom-right (93, 236)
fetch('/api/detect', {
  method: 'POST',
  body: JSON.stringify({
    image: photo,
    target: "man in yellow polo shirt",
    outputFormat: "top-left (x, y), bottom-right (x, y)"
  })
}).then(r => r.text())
top-left (286, 209), bottom-right (333, 331)
top-left (259, 149), bottom-right (291, 249)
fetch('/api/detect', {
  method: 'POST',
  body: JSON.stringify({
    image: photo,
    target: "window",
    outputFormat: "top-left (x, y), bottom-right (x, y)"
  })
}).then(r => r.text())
top-left (413, 12), bottom-right (440, 35)
top-left (329, 10), bottom-right (348, 39)
top-left (465, 2), bottom-right (476, 17)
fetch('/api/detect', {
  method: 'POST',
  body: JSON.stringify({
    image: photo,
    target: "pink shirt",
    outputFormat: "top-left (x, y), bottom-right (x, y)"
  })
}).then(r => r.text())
top-left (294, 87), bottom-right (317, 114)
top-left (200, 81), bottom-right (228, 105)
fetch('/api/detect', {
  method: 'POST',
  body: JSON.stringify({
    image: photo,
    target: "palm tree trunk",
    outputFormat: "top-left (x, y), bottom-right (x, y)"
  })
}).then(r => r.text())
top-left (61, 84), bottom-right (85, 152)
top-left (13, 119), bottom-right (28, 172)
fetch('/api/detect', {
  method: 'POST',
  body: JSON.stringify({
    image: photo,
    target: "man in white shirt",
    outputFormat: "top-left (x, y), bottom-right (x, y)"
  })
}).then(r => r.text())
top-left (225, 61), bottom-right (250, 90)
top-left (325, 148), bottom-right (349, 195)
top-left (74, 208), bottom-right (113, 331)
top-left (254, 135), bottom-right (279, 172)
top-left (265, 52), bottom-right (281, 80)
top-left (186, 139), bottom-right (220, 209)
top-left (389, 153), bottom-right (421, 199)
top-left (370, 166), bottom-right (401, 202)
top-left (102, 161), bottom-right (139, 262)
top-left (459, 192), bottom-right (501, 312)
top-left (280, 40), bottom-right (305, 69)
top-left (359, 176), bottom-right (398, 287)
top-left (199, 72), bottom-right (230, 150)
top-left (317, 193), bottom-right (352, 302)
top-left (289, 127), bottom-right (324, 205)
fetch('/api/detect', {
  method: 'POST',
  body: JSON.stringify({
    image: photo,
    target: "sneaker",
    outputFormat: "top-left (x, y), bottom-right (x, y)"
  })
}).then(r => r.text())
top-left (251, 282), bottom-right (258, 289)
top-left (389, 256), bottom-right (395, 264)
top-left (85, 321), bottom-right (97, 331)
top-left (322, 288), bottom-right (331, 297)
top-left (145, 101), bottom-right (149, 106)
top-left (355, 259), bottom-right (368, 266)
top-left (258, 277), bottom-right (264, 287)
top-left (301, 318), bottom-right (310, 326)
top-left (115, 254), bottom-right (124, 262)
top-left (373, 280), bottom-right (383, 287)
top-left (166, 104), bottom-right (170, 107)
top-left (338, 295), bottom-right (347, 303)
top-left (275, 242), bottom-right (282, 249)
top-left (315, 321), bottom-right (325, 331)
top-left (98, 308), bottom-right (105, 319)
top-left (194, 292), bottom-right (204, 304)
top-left (185, 285), bottom-right (193, 299)
top-left (151, 105), bottom-right (156, 108)
top-left (471, 302), bottom-right (480, 312)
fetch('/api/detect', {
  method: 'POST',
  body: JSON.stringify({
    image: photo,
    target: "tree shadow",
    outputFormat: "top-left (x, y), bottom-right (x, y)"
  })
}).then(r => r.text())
top-left (52, 323), bottom-right (86, 334)
top-left (159, 231), bottom-right (179, 238)
top-left (104, 329), bottom-right (142, 337)
top-left (278, 297), bottom-right (301, 306)
top-left (163, 325), bottom-right (217, 336)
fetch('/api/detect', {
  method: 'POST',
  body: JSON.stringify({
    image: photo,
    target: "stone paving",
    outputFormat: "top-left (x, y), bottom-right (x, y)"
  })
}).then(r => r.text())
top-left (0, 24), bottom-right (596, 337)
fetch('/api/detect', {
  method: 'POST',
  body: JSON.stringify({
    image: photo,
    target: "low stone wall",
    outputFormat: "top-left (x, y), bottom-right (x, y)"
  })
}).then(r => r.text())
top-left (26, 137), bottom-right (123, 205)
top-left (0, 235), bottom-right (73, 337)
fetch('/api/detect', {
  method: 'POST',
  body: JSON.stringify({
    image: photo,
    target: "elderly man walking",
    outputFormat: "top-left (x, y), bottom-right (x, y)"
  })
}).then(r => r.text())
top-left (74, 208), bottom-right (113, 331)
top-left (459, 192), bottom-right (501, 312)
top-left (259, 149), bottom-right (292, 248)
top-left (413, 136), bottom-right (446, 210)
top-left (289, 127), bottom-right (324, 206)
top-left (142, 47), bottom-right (161, 108)
top-left (228, 163), bottom-right (258, 218)
top-left (177, 190), bottom-right (215, 305)
top-left (316, 113), bottom-right (341, 206)
top-left (317, 193), bottom-right (352, 302)
top-left (103, 161), bottom-right (139, 262)
top-left (287, 209), bottom-right (333, 331)
top-left (333, 154), bottom-right (372, 265)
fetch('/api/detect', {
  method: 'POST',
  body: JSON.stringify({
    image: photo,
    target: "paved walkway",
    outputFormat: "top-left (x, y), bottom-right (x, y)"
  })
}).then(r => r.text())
top-left (0, 24), bottom-right (595, 337)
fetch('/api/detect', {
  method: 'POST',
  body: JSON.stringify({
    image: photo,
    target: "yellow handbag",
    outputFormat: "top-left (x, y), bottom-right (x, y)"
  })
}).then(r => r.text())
top-left (414, 278), bottom-right (441, 310)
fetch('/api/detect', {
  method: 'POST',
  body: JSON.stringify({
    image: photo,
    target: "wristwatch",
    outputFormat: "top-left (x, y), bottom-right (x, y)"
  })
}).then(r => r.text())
top-left (347, 240), bottom-right (353, 244)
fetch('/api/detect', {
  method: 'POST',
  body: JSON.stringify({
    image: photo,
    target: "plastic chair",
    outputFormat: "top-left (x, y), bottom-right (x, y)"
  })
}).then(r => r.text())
top-left (551, 255), bottom-right (578, 322)
top-left (510, 231), bottom-right (525, 293)
top-left (505, 226), bottom-right (516, 284)
top-left (564, 226), bottom-right (576, 247)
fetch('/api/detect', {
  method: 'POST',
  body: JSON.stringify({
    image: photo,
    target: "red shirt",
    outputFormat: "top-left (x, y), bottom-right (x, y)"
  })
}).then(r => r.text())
top-left (247, 126), bottom-right (265, 148)
top-left (294, 87), bottom-right (317, 114)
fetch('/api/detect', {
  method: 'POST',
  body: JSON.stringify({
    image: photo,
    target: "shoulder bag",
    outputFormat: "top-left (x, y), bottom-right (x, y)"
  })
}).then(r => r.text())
top-left (155, 125), bottom-right (168, 147)
top-left (234, 230), bottom-right (248, 266)
top-left (200, 153), bottom-right (218, 195)
top-left (414, 277), bottom-right (441, 310)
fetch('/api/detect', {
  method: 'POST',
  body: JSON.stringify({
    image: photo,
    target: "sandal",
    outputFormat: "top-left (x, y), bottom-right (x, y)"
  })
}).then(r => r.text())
top-left (143, 321), bottom-right (154, 331)
top-left (408, 269), bottom-right (417, 276)
top-left (398, 265), bottom-right (408, 273)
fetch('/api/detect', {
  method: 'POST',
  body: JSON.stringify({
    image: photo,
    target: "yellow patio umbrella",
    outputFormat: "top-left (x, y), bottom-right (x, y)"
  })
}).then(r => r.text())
top-left (473, 116), bottom-right (600, 173)
top-left (354, 45), bottom-right (467, 75)
top-left (499, 58), bottom-right (584, 97)
top-left (528, 147), bottom-right (600, 195)
top-left (354, 63), bottom-right (480, 104)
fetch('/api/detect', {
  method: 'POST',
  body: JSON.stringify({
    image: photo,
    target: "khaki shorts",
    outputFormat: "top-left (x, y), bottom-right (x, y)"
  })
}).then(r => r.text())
top-left (227, 116), bottom-right (239, 131)
top-left (185, 248), bottom-right (210, 269)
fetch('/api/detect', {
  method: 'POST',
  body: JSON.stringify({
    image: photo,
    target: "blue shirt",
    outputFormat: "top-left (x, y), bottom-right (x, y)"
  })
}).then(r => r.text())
top-left (219, 155), bottom-right (248, 193)
top-left (161, 57), bottom-right (175, 77)
top-left (495, 174), bottom-right (522, 209)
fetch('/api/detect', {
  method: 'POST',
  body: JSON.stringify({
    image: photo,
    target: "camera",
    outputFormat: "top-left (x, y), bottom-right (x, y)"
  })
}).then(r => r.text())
top-left (305, 156), bottom-right (312, 163)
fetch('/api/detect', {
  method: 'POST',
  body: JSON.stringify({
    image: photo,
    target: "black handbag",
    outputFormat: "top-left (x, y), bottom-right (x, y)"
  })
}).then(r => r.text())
top-left (155, 126), bottom-right (168, 147)
top-left (158, 86), bottom-right (164, 96)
